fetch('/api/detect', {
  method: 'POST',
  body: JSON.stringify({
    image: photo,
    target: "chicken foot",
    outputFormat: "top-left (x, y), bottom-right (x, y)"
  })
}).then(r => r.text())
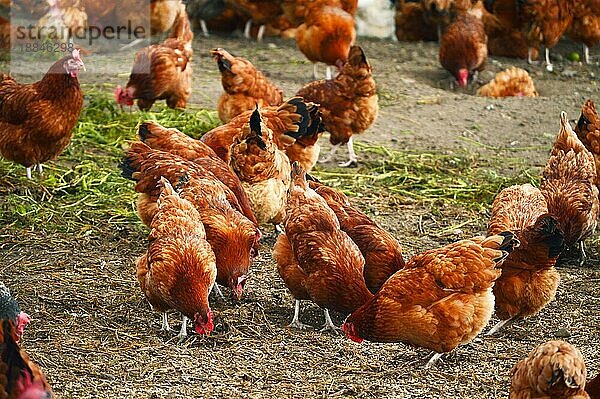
top-left (544, 48), bottom-right (553, 72)
top-left (338, 138), bottom-right (358, 168)
top-left (486, 317), bottom-right (514, 336)
top-left (211, 283), bottom-right (225, 300)
top-left (25, 164), bottom-right (44, 179)
top-left (584, 44), bottom-right (591, 65)
top-left (318, 143), bottom-right (340, 164)
top-left (320, 309), bottom-right (338, 332)
top-left (288, 300), bottom-right (310, 329)
top-left (579, 241), bottom-right (587, 266)
top-left (244, 20), bottom-right (252, 39)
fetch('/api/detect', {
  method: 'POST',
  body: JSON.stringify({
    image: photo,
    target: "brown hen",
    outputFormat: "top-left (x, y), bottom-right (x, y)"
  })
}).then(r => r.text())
top-left (212, 47), bottom-right (284, 123)
top-left (540, 112), bottom-right (599, 265)
top-left (0, 50), bottom-right (85, 179)
top-left (574, 99), bottom-right (600, 189)
top-left (511, 341), bottom-right (590, 399)
top-left (297, 45), bottom-right (378, 167)
top-left (439, 10), bottom-right (487, 88)
top-left (342, 232), bottom-right (519, 368)
top-left (486, 184), bottom-right (563, 335)
top-left (272, 162), bottom-right (373, 330)
top-left (115, 5), bottom-right (193, 111)
top-left (137, 177), bottom-right (217, 338)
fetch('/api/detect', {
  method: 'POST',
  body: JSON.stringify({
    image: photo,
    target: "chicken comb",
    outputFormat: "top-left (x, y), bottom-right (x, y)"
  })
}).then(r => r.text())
top-left (72, 48), bottom-right (82, 62)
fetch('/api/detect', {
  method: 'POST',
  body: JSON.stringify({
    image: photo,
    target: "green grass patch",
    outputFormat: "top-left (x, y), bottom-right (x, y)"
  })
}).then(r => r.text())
top-left (312, 142), bottom-right (540, 212)
top-left (0, 88), bottom-right (221, 234)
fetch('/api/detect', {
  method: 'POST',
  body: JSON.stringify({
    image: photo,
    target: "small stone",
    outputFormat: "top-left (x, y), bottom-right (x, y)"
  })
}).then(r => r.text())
top-left (453, 229), bottom-right (463, 236)
top-left (562, 69), bottom-right (577, 77)
top-left (556, 328), bottom-right (571, 338)
top-left (267, 43), bottom-right (277, 49)
top-left (485, 104), bottom-right (495, 110)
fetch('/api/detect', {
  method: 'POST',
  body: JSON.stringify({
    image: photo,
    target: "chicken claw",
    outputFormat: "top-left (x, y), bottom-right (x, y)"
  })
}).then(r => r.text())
top-left (579, 241), bottom-right (587, 266)
top-left (177, 315), bottom-right (188, 339)
top-left (320, 309), bottom-right (339, 332)
top-left (486, 318), bottom-right (513, 336)
top-left (338, 138), bottom-right (358, 167)
top-left (318, 144), bottom-right (340, 164)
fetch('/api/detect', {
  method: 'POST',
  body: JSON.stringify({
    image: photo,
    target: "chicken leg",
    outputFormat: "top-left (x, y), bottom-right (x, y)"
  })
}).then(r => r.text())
top-left (318, 143), bottom-right (341, 164)
top-left (211, 283), bottom-right (225, 300)
top-left (486, 318), bottom-right (513, 336)
top-left (338, 138), bottom-right (358, 167)
top-left (425, 353), bottom-right (443, 369)
top-left (257, 25), bottom-right (266, 42)
top-left (288, 299), bottom-right (309, 329)
top-left (178, 315), bottom-right (188, 339)
top-left (160, 312), bottom-right (172, 332)
top-left (579, 241), bottom-right (587, 266)
top-left (200, 19), bottom-right (209, 37)
top-left (320, 308), bottom-right (338, 332)
top-left (545, 48), bottom-right (553, 72)
top-left (244, 20), bottom-right (252, 39)
top-left (36, 164), bottom-right (43, 174)
top-left (26, 167), bottom-right (32, 180)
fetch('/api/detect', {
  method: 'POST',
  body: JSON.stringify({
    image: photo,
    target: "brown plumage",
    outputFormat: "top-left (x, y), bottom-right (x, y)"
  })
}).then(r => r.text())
top-left (282, 0), bottom-right (357, 27)
top-left (273, 162), bottom-right (373, 329)
top-left (476, 67), bottom-right (538, 98)
top-left (486, 184), bottom-right (563, 334)
top-left (518, 0), bottom-right (573, 65)
top-left (308, 178), bottom-right (405, 294)
top-left (0, 320), bottom-right (53, 399)
top-left (150, 0), bottom-right (185, 35)
top-left (587, 373), bottom-right (600, 399)
top-left (211, 47), bottom-right (284, 123)
top-left (342, 233), bottom-right (518, 358)
top-left (223, 0), bottom-right (284, 34)
top-left (200, 97), bottom-right (324, 171)
top-left (0, 50), bottom-right (85, 178)
top-left (137, 121), bottom-right (258, 226)
top-left (137, 178), bottom-right (217, 337)
top-left (120, 143), bottom-right (260, 300)
top-left (116, 5), bottom-right (193, 111)
top-left (296, 45), bottom-right (378, 166)
top-left (395, 1), bottom-right (438, 42)
top-left (295, 2), bottom-right (356, 70)
top-left (540, 112), bottom-right (599, 262)
top-left (421, 0), bottom-right (478, 39)
top-left (511, 341), bottom-right (590, 399)
top-left (439, 11), bottom-right (487, 88)
top-left (482, 0), bottom-right (534, 59)
top-left (574, 99), bottom-right (600, 189)
top-left (229, 109), bottom-right (291, 225)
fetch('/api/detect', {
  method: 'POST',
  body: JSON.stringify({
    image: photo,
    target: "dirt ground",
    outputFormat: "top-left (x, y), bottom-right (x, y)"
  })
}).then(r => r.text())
top-left (1, 33), bottom-right (600, 398)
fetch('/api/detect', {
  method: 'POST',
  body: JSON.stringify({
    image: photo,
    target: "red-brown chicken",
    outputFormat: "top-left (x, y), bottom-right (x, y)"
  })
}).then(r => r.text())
top-left (115, 5), bottom-right (193, 111)
top-left (272, 162), bottom-right (373, 330)
top-left (439, 10), bottom-right (487, 88)
top-left (541, 112), bottom-right (599, 265)
top-left (137, 177), bottom-right (217, 338)
top-left (211, 47), bottom-right (284, 123)
top-left (421, 0), bottom-right (478, 40)
top-left (486, 184), bottom-right (564, 335)
top-left (137, 121), bottom-right (259, 226)
top-left (395, 1), bottom-right (438, 42)
top-left (295, 0), bottom-right (356, 79)
top-left (568, 1), bottom-right (600, 64)
top-left (342, 232), bottom-right (518, 368)
top-left (297, 45), bottom-right (378, 167)
top-left (229, 108), bottom-right (291, 226)
top-left (518, 0), bottom-right (573, 69)
top-left (511, 341), bottom-right (590, 399)
top-left (1, 286), bottom-right (53, 399)
top-left (307, 177), bottom-right (405, 294)
top-left (120, 143), bottom-right (260, 300)
top-left (0, 50), bottom-right (85, 179)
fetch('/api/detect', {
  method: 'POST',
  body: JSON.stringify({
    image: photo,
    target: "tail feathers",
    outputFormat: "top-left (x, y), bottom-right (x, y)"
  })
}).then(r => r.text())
top-left (553, 112), bottom-right (588, 155)
top-left (576, 99), bottom-right (598, 135)
top-left (481, 231), bottom-right (520, 262)
top-left (169, 2), bottom-right (193, 44)
top-left (247, 107), bottom-right (267, 150)
top-left (305, 173), bottom-right (322, 184)
top-left (534, 214), bottom-right (564, 258)
top-left (118, 142), bottom-right (152, 181)
top-left (138, 122), bottom-right (155, 142)
top-left (280, 97), bottom-right (325, 146)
